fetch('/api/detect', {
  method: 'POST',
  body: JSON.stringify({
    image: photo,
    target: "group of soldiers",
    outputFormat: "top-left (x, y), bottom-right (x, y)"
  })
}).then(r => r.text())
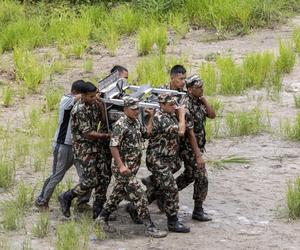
top-left (35, 65), bottom-right (216, 238)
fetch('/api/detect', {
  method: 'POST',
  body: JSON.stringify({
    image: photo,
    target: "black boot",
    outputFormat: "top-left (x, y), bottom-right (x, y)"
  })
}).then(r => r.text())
top-left (144, 219), bottom-right (167, 238)
top-left (192, 200), bottom-right (212, 222)
top-left (58, 189), bottom-right (77, 218)
top-left (167, 215), bottom-right (190, 233)
top-left (96, 208), bottom-right (116, 233)
top-left (126, 203), bottom-right (143, 224)
top-left (92, 199), bottom-right (104, 219)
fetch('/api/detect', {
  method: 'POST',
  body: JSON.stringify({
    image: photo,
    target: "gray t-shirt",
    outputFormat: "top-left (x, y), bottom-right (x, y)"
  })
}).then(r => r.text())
top-left (53, 94), bottom-right (75, 145)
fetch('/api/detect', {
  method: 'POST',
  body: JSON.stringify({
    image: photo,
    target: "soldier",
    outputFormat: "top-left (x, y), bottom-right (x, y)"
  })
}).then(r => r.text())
top-left (110, 65), bottom-right (128, 80)
top-left (146, 93), bottom-right (190, 233)
top-left (97, 97), bottom-right (167, 238)
top-left (177, 74), bottom-right (216, 221)
top-left (58, 82), bottom-right (111, 218)
top-left (35, 80), bottom-right (91, 211)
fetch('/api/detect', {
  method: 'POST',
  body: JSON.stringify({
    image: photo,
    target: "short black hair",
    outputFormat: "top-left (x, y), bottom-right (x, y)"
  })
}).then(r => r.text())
top-left (81, 81), bottom-right (97, 93)
top-left (71, 80), bottom-right (85, 93)
top-left (110, 65), bottom-right (128, 74)
top-left (170, 65), bottom-right (186, 76)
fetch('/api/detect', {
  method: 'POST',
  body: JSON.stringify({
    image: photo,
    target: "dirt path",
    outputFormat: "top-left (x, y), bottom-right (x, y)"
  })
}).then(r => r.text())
top-left (2, 16), bottom-right (300, 250)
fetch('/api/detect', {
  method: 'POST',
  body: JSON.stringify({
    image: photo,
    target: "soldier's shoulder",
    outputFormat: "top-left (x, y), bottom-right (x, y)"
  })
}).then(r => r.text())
top-left (72, 102), bottom-right (85, 114)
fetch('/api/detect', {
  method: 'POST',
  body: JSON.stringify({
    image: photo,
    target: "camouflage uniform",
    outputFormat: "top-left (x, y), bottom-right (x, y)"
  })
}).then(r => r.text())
top-left (176, 92), bottom-right (208, 202)
top-left (146, 102), bottom-right (181, 216)
top-left (103, 112), bottom-right (150, 220)
top-left (71, 101), bottom-right (111, 204)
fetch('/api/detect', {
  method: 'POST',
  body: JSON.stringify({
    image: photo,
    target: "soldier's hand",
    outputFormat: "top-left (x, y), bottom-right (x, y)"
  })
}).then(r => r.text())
top-left (119, 165), bottom-right (131, 176)
top-left (196, 155), bottom-right (205, 170)
top-left (144, 108), bottom-right (154, 117)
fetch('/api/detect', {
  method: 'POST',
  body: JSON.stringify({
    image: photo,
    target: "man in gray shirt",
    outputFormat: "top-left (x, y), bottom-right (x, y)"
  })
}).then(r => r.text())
top-left (35, 80), bottom-right (91, 210)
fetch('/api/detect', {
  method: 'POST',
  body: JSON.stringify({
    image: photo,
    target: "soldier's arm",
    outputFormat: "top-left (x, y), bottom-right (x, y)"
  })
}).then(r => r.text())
top-left (144, 108), bottom-right (154, 136)
top-left (187, 128), bottom-right (205, 169)
top-left (200, 97), bottom-right (216, 119)
top-left (175, 106), bottom-right (186, 136)
top-left (110, 146), bottom-right (131, 176)
top-left (84, 131), bottom-right (111, 141)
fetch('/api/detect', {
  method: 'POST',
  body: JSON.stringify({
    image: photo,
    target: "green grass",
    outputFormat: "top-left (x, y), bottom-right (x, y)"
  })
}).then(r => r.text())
top-left (45, 86), bottom-right (64, 112)
top-left (56, 221), bottom-right (82, 250)
top-left (217, 56), bottom-right (245, 95)
top-left (207, 155), bottom-right (252, 169)
top-left (0, 159), bottom-right (15, 189)
top-left (242, 52), bottom-right (274, 89)
top-left (168, 12), bottom-right (189, 39)
top-left (199, 62), bottom-right (217, 96)
top-left (137, 25), bottom-right (154, 56)
top-left (2, 86), bottom-right (13, 106)
top-left (225, 107), bottom-right (268, 137)
top-left (292, 27), bottom-right (300, 54)
top-left (134, 54), bottom-right (188, 87)
top-left (83, 58), bottom-right (93, 73)
top-left (32, 212), bottom-right (50, 238)
top-left (275, 40), bottom-right (296, 74)
top-left (13, 47), bottom-right (46, 92)
top-left (281, 112), bottom-right (300, 140)
top-left (1, 200), bottom-right (21, 231)
top-left (294, 95), bottom-right (300, 108)
top-left (16, 181), bottom-right (34, 210)
top-left (287, 176), bottom-right (300, 219)
top-left (22, 237), bottom-right (32, 250)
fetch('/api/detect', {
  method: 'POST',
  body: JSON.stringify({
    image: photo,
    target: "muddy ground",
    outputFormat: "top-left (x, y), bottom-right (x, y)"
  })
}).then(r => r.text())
top-left (1, 16), bottom-right (300, 250)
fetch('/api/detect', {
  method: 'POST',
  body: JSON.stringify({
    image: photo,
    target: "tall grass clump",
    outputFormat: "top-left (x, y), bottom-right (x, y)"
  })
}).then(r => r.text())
top-left (134, 54), bottom-right (187, 86)
top-left (294, 95), bottom-right (300, 108)
top-left (281, 112), bottom-right (300, 140)
top-left (275, 40), bottom-right (296, 74)
top-left (0, 18), bottom-right (45, 52)
top-left (112, 4), bottom-right (141, 36)
top-left (16, 181), bottom-right (34, 210)
top-left (48, 16), bottom-right (91, 58)
top-left (292, 27), bottom-right (300, 54)
top-left (13, 47), bottom-right (46, 92)
top-left (56, 221), bottom-right (83, 250)
top-left (0, 159), bottom-right (15, 189)
top-left (137, 23), bottom-right (168, 56)
top-left (286, 176), bottom-right (300, 219)
top-left (0, 1), bottom-right (24, 30)
top-left (168, 13), bottom-right (189, 39)
top-left (199, 62), bottom-right (217, 96)
top-left (225, 107), bottom-right (267, 137)
top-left (217, 56), bottom-right (244, 95)
top-left (1, 200), bottom-right (21, 231)
top-left (242, 52), bottom-right (274, 89)
top-left (2, 86), bottom-right (13, 106)
top-left (83, 58), bottom-right (93, 73)
top-left (33, 212), bottom-right (50, 238)
top-left (45, 87), bottom-right (64, 112)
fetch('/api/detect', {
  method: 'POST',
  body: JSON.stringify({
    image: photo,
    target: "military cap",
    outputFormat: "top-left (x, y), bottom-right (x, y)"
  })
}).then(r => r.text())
top-left (123, 96), bottom-right (139, 109)
top-left (186, 74), bottom-right (203, 88)
top-left (158, 93), bottom-right (176, 104)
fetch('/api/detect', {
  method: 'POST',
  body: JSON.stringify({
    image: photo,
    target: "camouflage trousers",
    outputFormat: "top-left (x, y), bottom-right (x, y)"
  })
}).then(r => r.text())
top-left (176, 148), bottom-right (208, 202)
top-left (73, 152), bottom-right (112, 204)
top-left (104, 168), bottom-right (150, 220)
top-left (146, 155), bottom-right (180, 216)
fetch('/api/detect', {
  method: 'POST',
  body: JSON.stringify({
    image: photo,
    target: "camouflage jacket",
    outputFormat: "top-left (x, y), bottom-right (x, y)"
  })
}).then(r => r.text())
top-left (71, 101), bottom-right (107, 158)
top-left (147, 110), bottom-right (179, 157)
top-left (181, 93), bottom-right (207, 150)
top-left (110, 116), bottom-right (148, 175)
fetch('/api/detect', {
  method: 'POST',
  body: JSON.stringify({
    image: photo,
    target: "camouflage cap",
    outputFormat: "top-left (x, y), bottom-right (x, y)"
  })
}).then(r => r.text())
top-left (186, 74), bottom-right (203, 88)
top-left (158, 93), bottom-right (176, 104)
top-left (123, 96), bottom-right (139, 109)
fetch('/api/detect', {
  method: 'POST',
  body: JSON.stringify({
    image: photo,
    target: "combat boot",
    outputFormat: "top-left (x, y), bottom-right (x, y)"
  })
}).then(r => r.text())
top-left (58, 189), bottom-right (77, 218)
top-left (126, 203), bottom-right (143, 224)
top-left (95, 208), bottom-right (116, 233)
top-left (144, 219), bottom-right (168, 238)
top-left (92, 199), bottom-right (104, 219)
top-left (167, 215), bottom-right (190, 233)
top-left (192, 200), bottom-right (212, 222)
